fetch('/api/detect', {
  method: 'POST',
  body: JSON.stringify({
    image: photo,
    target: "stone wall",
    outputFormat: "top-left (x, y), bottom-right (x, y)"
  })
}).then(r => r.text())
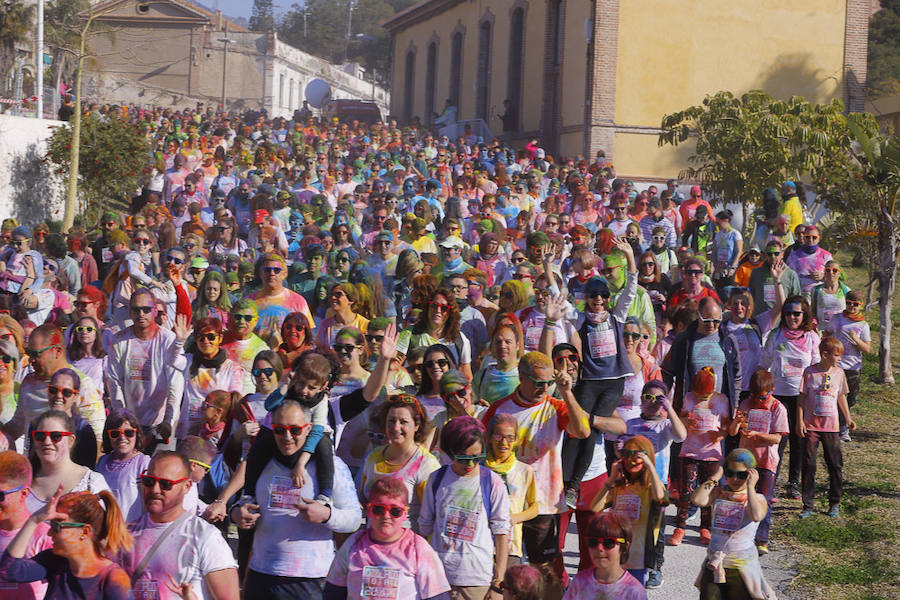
top-left (0, 114), bottom-right (67, 225)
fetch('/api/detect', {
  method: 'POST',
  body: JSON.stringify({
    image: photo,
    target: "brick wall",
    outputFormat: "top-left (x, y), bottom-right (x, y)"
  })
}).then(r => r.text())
top-left (584, 0), bottom-right (619, 159)
top-left (844, 0), bottom-right (870, 112)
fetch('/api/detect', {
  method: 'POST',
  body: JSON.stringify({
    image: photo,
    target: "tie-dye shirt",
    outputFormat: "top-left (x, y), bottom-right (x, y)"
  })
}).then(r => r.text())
top-left (248, 288), bottom-right (315, 343)
top-left (222, 334), bottom-right (270, 393)
top-left (326, 528), bottom-right (450, 600)
top-left (482, 393), bottom-right (571, 514)
top-left (176, 356), bottom-right (245, 438)
top-left (786, 247), bottom-right (834, 296)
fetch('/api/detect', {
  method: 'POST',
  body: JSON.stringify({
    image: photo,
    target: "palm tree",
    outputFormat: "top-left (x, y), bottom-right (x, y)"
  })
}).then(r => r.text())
top-left (0, 0), bottom-right (35, 93)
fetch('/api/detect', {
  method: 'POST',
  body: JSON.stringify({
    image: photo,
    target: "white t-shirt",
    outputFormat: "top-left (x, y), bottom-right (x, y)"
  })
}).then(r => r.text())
top-left (825, 313), bottom-right (871, 371)
top-left (418, 467), bottom-right (511, 587)
top-left (26, 469), bottom-right (110, 514)
top-left (126, 512), bottom-right (236, 600)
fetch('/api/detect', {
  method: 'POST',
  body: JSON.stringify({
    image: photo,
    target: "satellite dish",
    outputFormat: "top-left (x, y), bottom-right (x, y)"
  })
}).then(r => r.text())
top-left (305, 79), bottom-right (332, 109)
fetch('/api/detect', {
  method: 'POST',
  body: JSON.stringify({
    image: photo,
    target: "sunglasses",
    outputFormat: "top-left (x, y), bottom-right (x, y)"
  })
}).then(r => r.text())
top-left (846, 301), bottom-right (862, 307)
top-left (48, 520), bottom-right (88, 533)
top-left (232, 313), bottom-right (255, 322)
top-left (442, 386), bottom-right (469, 400)
top-left (784, 311), bottom-right (804, 317)
top-left (553, 354), bottom-right (578, 366)
top-left (190, 459), bottom-right (211, 471)
top-left (424, 358), bottom-right (450, 370)
top-left (134, 238), bottom-right (152, 246)
top-left (165, 254), bottom-right (185, 264)
top-left (0, 485), bottom-right (24, 502)
top-left (74, 326), bottom-right (96, 334)
top-left (0, 355), bottom-right (13, 364)
top-left (365, 334), bottom-right (385, 343)
top-left (11, 240), bottom-right (27, 247)
top-left (513, 273), bottom-right (535, 281)
top-left (130, 306), bottom-right (153, 314)
top-left (333, 344), bottom-right (360, 354)
top-left (724, 468), bottom-right (749, 480)
top-left (623, 332), bottom-right (642, 341)
top-left (452, 453), bottom-right (486, 465)
top-left (263, 266), bottom-right (283, 275)
top-left (641, 393), bottom-right (666, 403)
top-left (824, 268), bottom-right (840, 274)
top-left (140, 472), bottom-right (189, 491)
top-left (32, 430), bottom-right (74, 443)
top-left (620, 448), bottom-right (646, 458)
top-left (429, 301), bottom-right (451, 313)
top-left (684, 269), bottom-right (704, 276)
top-left (526, 375), bottom-right (554, 388)
top-left (26, 345), bottom-right (58, 360)
top-left (252, 367), bottom-right (275, 377)
top-left (107, 428), bottom-right (137, 440)
top-left (586, 537), bottom-right (626, 550)
top-left (198, 332), bottom-right (220, 342)
top-left (273, 424), bottom-right (312, 437)
top-left (369, 503), bottom-right (406, 518)
top-left (699, 316), bottom-right (721, 325)
top-left (48, 386), bottom-right (77, 398)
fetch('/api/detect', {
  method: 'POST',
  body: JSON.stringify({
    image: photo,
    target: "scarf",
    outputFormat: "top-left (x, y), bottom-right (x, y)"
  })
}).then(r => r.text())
top-left (843, 309), bottom-right (865, 322)
top-left (799, 244), bottom-right (818, 255)
top-left (486, 452), bottom-right (517, 492)
top-left (444, 256), bottom-right (463, 271)
top-left (781, 327), bottom-right (806, 342)
top-left (190, 348), bottom-right (226, 377)
top-left (586, 310), bottom-right (609, 324)
top-left (200, 420), bottom-right (225, 441)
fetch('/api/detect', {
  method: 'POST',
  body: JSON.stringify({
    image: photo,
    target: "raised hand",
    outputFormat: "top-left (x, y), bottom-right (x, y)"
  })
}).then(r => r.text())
top-left (379, 322), bottom-right (399, 359)
top-left (554, 368), bottom-right (573, 395)
top-left (544, 293), bottom-right (567, 322)
top-left (172, 313), bottom-right (190, 342)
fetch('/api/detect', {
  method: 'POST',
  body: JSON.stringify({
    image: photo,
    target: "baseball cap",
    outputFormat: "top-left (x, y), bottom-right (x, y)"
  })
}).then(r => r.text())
top-left (190, 257), bottom-right (209, 270)
top-left (439, 237), bottom-right (464, 249)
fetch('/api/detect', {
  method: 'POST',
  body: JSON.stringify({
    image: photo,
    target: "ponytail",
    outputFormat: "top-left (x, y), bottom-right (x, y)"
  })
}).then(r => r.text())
top-left (96, 490), bottom-right (133, 555)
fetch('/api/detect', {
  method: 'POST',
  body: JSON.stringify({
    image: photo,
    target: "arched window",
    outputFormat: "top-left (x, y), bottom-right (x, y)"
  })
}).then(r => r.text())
top-left (404, 49), bottom-right (416, 123)
top-left (449, 31), bottom-right (463, 110)
top-left (279, 73), bottom-right (285, 107)
top-left (507, 7), bottom-right (525, 131)
top-left (425, 42), bottom-right (437, 125)
top-left (289, 78), bottom-right (294, 110)
top-left (476, 20), bottom-right (492, 120)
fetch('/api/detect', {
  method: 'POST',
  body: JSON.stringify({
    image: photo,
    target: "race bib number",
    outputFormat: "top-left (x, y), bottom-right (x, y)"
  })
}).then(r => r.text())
top-left (361, 566), bottom-right (400, 600)
top-left (101, 247), bottom-right (113, 262)
top-left (588, 328), bottom-right (617, 360)
top-left (713, 499), bottom-right (745, 532)
top-left (525, 326), bottom-right (543, 350)
top-left (814, 393), bottom-right (836, 417)
top-left (717, 247), bottom-right (731, 262)
top-left (128, 357), bottom-right (151, 381)
top-left (747, 409), bottom-right (771, 433)
top-left (444, 505), bottom-right (479, 542)
top-left (268, 475), bottom-right (302, 510)
top-left (763, 284), bottom-right (776, 303)
top-left (133, 578), bottom-right (159, 600)
top-left (782, 358), bottom-right (804, 379)
top-left (613, 494), bottom-right (642, 521)
top-left (693, 408), bottom-right (717, 432)
top-left (573, 291), bottom-right (586, 303)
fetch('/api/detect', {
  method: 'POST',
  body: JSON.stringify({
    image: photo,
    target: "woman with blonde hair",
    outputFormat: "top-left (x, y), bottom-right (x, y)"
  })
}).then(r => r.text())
top-left (0, 487), bottom-right (133, 598)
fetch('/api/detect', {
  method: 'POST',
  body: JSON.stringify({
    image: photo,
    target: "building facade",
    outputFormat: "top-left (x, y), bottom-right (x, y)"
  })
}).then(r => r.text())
top-left (81, 0), bottom-right (389, 118)
top-left (383, 0), bottom-right (871, 180)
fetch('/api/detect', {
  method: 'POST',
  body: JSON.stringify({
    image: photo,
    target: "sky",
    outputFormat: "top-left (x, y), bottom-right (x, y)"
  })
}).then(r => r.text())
top-left (211, 0), bottom-right (291, 20)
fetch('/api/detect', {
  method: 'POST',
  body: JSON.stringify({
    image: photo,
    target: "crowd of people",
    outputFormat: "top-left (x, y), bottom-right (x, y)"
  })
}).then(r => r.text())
top-left (0, 103), bottom-right (869, 600)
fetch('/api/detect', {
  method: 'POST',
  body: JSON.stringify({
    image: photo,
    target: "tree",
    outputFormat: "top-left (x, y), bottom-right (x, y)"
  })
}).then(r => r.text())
top-left (45, 110), bottom-right (150, 225)
top-left (868, 0), bottom-right (900, 99)
top-left (249, 0), bottom-right (275, 32)
top-left (658, 91), bottom-right (854, 229)
top-left (0, 0), bottom-right (35, 93)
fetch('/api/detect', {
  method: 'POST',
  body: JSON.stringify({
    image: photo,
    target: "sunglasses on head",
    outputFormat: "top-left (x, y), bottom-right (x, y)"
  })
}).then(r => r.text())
top-left (252, 367), bottom-right (275, 377)
top-left (586, 536), bottom-right (626, 550)
top-left (32, 430), bottom-right (74, 443)
top-left (48, 386), bottom-right (76, 398)
top-left (107, 428), bottom-right (136, 440)
top-left (369, 503), bottom-right (406, 518)
top-left (724, 468), bottom-right (749, 480)
top-left (48, 520), bottom-right (88, 533)
top-left (140, 472), bottom-right (189, 491)
top-left (273, 424), bottom-right (311, 437)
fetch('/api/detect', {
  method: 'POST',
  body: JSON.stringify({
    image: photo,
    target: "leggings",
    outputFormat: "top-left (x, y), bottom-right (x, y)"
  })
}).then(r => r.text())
top-left (561, 377), bottom-right (625, 486)
top-left (675, 458), bottom-right (720, 529)
top-left (774, 394), bottom-right (801, 488)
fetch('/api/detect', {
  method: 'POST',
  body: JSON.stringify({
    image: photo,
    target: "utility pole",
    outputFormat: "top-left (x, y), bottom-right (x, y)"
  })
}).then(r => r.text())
top-left (344, 0), bottom-right (355, 63)
top-left (35, 0), bottom-right (44, 118)
top-left (217, 22), bottom-right (234, 112)
top-left (303, 11), bottom-right (309, 38)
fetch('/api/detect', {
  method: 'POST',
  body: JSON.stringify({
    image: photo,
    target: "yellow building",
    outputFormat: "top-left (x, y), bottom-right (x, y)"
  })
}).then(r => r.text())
top-left (383, 0), bottom-right (871, 181)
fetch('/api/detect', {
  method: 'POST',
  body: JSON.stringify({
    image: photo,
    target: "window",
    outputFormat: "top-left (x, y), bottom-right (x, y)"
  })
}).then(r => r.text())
top-left (289, 78), bottom-right (294, 110)
top-left (279, 74), bottom-right (285, 107)
top-left (507, 8), bottom-right (525, 131)
top-left (552, 0), bottom-right (564, 66)
top-left (425, 42), bottom-right (437, 125)
top-left (404, 50), bottom-right (416, 122)
top-left (449, 31), bottom-right (463, 110)
top-left (476, 21), bottom-right (492, 120)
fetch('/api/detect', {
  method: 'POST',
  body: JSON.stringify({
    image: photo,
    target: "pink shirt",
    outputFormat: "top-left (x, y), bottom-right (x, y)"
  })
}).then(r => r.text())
top-left (799, 364), bottom-right (848, 432)
top-left (0, 521), bottom-right (53, 599)
top-left (326, 528), bottom-right (450, 600)
top-left (562, 569), bottom-right (648, 600)
top-left (737, 397), bottom-right (789, 471)
top-left (679, 392), bottom-right (730, 462)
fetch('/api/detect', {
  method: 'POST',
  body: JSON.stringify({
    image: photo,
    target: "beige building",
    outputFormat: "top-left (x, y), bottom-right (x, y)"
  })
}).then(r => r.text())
top-left (81, 0), bottom-right (389, 117)
top-left (383, 0), bottom-right (872, 181)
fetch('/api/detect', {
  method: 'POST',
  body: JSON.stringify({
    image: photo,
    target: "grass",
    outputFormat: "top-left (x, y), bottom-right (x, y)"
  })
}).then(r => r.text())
top-left (770, 249), bottom-right (900, 600)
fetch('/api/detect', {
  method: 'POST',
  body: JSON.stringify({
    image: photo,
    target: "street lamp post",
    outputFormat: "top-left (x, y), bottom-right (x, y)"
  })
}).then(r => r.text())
top-left (217, 22), bottom-right (234, 113)
top-left (35, 0), bottom-right (44, 118)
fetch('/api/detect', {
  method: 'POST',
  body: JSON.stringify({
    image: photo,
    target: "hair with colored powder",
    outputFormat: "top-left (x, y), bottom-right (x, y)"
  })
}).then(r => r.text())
top-left (367, 477), bottom-right (409, 505)
top-left (518, 351), bottom-right (552, 380)
top-left (502, 564), bottom-right (544, 600)
top-left (56, 491), bottom-right (133, 555)
top-left (748, 368), bottom-right (774, 397)
top-left (584, 511), bottom-right (632, 564)
top-left (691, 366), bottom-right (716, 397)
top-left (376, 394), bottom-right (429, 444)
top-left (31, 323), bottom-right (64, 350)
top-left (726, 448), bottom-right (757, 469)
top-left (0, 450), bottom-right (32, 487)
top-left (439, 415), bottom-right (486, 457)
top-left (820, 335), bottom-right (844, 357)
top-left (619, 434), bottom-right (655, 489)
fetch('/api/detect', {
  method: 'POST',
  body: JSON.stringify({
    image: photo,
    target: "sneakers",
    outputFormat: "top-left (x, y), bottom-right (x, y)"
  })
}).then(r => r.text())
top-left (315, 494), bottom-right (332, 505)
top-left (798, 509), bottom-right (815, 519)
top-left (699, 528), bottom-right (712, 544)
top-left (840, 429), bottom-right (851, 443)
top-left (827, 504), bottom-right (840, 517)
top-left (667, 528), bottom-right (685, 546)
top-left (564, 485), bottom-right (579, 510)
top-left (645, 569), bottom-right (663, 589)
top-left (783, 483), bottom-right (801, 500)
top-left (756, 543), bottom-right (770, 555)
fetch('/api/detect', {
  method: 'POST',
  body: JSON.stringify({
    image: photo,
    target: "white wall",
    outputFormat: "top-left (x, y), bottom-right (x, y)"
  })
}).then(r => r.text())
top-left (0, 115), bottom-right (67, 224)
